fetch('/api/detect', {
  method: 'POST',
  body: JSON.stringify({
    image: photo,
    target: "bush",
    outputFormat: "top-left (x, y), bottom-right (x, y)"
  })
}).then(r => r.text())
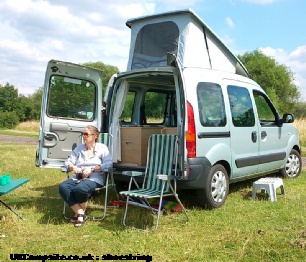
top-left (0, 111), bottom-right (19, 128)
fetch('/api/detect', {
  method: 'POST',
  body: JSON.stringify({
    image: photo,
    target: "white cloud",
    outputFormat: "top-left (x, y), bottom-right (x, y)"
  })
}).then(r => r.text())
top-left (221, 35), bottom-right (236, 46)
top-left (226, 17), bottom-right (235, 28)
top-left (0, 0), bottom-right (229, 96)
top-left (155, 0), bottom-right (202, 8)
top-left (260, 46), bottom-right (306, 101)
top-left (241, 0), bottom-right (279, 4)
top-left (0, 0), bottom-right (158, 95)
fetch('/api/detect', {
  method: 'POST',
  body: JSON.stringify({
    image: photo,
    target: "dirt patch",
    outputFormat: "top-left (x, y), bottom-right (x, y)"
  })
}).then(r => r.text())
top-left (0, 135), bottom-right (38, 145)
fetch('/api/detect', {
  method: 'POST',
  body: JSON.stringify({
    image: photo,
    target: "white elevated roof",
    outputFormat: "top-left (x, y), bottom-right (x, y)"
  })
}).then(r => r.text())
top-left (125, 9), bottom-right (249, 77)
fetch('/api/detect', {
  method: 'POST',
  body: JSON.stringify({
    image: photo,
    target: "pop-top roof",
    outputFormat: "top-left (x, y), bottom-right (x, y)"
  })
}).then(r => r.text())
top-left (125, 9), bottom-right (249, 77)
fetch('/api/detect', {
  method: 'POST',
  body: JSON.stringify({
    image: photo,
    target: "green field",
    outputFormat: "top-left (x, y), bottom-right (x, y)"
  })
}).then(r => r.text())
top-left (0, 141), bottom-right (305, 262)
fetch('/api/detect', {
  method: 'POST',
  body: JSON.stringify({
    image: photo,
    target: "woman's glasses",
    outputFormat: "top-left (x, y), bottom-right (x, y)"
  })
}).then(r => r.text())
top-left (82, 132), bottom-right (92, 138)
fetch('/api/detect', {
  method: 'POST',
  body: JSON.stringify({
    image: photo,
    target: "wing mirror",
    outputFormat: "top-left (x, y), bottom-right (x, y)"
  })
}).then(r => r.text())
top-left (283, 113), bottom-right (294, 123)
top-left (277, 113), bottom-right (295, 127)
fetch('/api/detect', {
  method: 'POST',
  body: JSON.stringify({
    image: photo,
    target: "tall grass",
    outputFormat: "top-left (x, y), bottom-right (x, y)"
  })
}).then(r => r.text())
top-left (0, 141), bottom-right (306, 260)
top-left (14, 120), bottom-right (40, 133)
top-left (0, 121), bottom-right (39, 138)
top-left (293, 118), bottom-right (306, 151)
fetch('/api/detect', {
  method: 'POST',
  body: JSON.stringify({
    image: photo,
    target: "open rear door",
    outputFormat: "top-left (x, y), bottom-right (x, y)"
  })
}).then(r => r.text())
top-left (35, 60), bottom-right (103, 168)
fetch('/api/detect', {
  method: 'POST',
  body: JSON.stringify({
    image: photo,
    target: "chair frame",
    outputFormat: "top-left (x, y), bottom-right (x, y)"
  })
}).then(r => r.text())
top-left (119, 134), bottom-right (188, 231)
top-left (62, 167), bottom-right (118, 221)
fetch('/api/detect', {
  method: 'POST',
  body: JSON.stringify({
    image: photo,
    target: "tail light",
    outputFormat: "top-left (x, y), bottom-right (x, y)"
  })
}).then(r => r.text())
top-left (186, 101), bottom-right (196, 158)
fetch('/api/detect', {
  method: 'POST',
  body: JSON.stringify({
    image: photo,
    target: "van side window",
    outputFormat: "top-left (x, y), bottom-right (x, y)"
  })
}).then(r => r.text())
top-left (253, 90), bottom-right (277, 125)
top-left (227, 85), bottom-right (255, 127)
top-left (120, 91), bottom-right (136, 124)
top-left (47, 75), bottom-right (95, 120)
top-left (197, 83), bottom-right (226, 127)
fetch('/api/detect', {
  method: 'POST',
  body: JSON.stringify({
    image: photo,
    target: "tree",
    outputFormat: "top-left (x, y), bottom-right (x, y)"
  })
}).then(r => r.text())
top-left (0, 83), bottom-right (42, 123)
top-left (15, 95), bottom-right (35, 121)
top-left (293, 102), bottom-right (306, 118)
top-left (82, 61), bottom-right (119, 94)
top-left (0, 83), bottom-right (19, 112)
top-left (28, 87), bottom-right (43, 120)
top-left (238, 50), bottom-right (300, 114)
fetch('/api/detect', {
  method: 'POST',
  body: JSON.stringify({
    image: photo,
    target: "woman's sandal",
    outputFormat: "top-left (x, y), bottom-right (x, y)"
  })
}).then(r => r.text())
top-left (70, 214), bottom-right (87, 224)
top-left (74, 214), bottom-right (86, 227)
top-left (69, 216), bottom-right (78, 223)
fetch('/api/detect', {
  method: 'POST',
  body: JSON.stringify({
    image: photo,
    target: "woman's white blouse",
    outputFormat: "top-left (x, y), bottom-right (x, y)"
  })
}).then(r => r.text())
top-left (65, 143), bottom-right (113, 185)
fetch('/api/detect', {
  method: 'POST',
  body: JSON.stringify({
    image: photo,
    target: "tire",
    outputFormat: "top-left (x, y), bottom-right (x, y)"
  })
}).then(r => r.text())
top-left (280, 149), bottom-right (302, 178)
top-left (196, 164), bottom-right (229, 209)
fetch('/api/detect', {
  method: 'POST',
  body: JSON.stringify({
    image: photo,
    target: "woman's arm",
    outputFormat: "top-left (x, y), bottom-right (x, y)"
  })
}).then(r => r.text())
top-left (64, 144), bottom-right (84, 174)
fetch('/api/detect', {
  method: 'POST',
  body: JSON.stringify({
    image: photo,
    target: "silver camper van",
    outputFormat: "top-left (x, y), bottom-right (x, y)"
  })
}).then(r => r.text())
top-left (36, 9), bottom-right (301, 208)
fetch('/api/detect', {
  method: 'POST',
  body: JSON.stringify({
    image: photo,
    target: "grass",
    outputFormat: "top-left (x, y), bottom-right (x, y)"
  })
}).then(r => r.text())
top-left (0, 143), bottom-right (305, 261)
top-left (292, 118), bottom-right (306, 154)
top-left (0, 121), bottom-right (39, 138)
top-left (0, 121), bottom-right (306, 261)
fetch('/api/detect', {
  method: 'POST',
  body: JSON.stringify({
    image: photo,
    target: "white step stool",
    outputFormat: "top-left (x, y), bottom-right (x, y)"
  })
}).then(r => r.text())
top-left (252, 177), bottom-right (285, 202)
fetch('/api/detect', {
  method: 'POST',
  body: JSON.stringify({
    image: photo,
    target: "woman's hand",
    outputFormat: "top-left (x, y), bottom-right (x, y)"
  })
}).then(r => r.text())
top-left (81, 168), bottom-right (92, 178)
top-left (72, 166), bottom-right (82, 174)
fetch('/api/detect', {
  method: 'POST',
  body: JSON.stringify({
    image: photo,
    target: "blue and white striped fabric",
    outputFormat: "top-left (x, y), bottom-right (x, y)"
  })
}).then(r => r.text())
top-left (99, 133), bottom-right (111, 148)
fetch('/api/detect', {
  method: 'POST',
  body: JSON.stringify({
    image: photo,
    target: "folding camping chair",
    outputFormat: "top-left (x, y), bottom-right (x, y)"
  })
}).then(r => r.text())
top-left (119, 134), bottom-right (188, 231)
top-left (62, 133), bottom-right (118, 221)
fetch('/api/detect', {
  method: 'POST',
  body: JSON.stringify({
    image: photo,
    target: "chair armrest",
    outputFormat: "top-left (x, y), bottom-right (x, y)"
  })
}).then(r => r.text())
top-left (156, 174), bottom-right (168, 180)
top-left (122, 171), bottom-right (144, 190)
top-left (157, 174), bottom-right (177, 181)
top-left (61, 166), bottom-right (68, 173)
top-left (122, 171), bottom-right (144, 177)
top-left (62, 166), bottom-right (115, 173)
top-left (103, 167), bottom-right (115, 173)
top-left (61, 166), bottom-right (70, 179)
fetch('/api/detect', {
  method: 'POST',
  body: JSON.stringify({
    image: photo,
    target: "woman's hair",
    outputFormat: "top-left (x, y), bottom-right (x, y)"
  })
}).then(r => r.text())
top-left (86, 125), bottom-right (100, 142)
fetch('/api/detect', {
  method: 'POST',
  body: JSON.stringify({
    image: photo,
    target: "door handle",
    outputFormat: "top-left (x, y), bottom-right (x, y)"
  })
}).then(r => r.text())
top-left (261, 131), bottom-right (267, 139)
top-left (251, 131), bottom-right (257, 143)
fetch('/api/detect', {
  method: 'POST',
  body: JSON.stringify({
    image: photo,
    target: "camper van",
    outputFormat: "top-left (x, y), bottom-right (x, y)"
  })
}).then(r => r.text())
top-left (36, 9), bottom-right (302, 208)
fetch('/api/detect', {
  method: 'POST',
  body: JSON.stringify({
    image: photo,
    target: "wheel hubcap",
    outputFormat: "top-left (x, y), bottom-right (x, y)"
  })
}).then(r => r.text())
top-left (285, 154), bottom-right (300, 178)
top-left (211, 171), bottom-right (227, 203)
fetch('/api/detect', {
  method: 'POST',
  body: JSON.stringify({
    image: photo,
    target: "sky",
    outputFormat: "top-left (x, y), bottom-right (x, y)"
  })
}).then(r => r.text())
top-left (1, 0), bottom-right (306, 100)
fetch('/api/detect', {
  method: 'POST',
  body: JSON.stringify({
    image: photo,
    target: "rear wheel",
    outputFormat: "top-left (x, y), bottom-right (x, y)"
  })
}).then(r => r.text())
top-left (196, 164), bottom-right (229, 209)
top-left (280, 149), bottom-right (302, 178)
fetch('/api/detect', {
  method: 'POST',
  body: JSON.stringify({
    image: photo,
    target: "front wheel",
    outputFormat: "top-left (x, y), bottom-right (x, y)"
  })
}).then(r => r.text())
top-left (280, 149), bottom-right (302, 178)
top-left (196, 164), bottom-right (229, 209)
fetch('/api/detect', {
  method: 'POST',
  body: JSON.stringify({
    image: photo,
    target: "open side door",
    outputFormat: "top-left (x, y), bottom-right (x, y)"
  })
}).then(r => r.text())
top-left (36, 60), bottom-right (103, 168)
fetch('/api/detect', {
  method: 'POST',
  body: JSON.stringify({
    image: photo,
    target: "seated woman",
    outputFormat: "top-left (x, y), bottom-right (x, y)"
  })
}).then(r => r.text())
top-left (59, 125), bottom-right (113, 227)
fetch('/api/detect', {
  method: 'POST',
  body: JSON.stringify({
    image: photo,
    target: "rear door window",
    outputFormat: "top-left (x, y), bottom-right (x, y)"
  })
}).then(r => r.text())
top-left (48, 76), bottom-right (96, 121)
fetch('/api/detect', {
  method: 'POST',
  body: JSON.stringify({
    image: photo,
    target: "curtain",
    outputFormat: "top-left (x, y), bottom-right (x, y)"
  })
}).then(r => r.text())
top-left (109, 80), bottom-right (129, 162)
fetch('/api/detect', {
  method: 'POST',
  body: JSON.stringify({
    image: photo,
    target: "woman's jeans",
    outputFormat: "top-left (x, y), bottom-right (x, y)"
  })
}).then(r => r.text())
top-left (59, 178), bottom-right (101, 206)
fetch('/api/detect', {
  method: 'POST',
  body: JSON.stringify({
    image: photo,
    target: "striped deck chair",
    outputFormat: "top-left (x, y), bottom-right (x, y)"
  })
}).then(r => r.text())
top-left (119, 134), bottom-right (188, 230)
top-left (62, 132), bottom-right (118, 221)
top-left (100, 133), bottom-right (111, 150)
